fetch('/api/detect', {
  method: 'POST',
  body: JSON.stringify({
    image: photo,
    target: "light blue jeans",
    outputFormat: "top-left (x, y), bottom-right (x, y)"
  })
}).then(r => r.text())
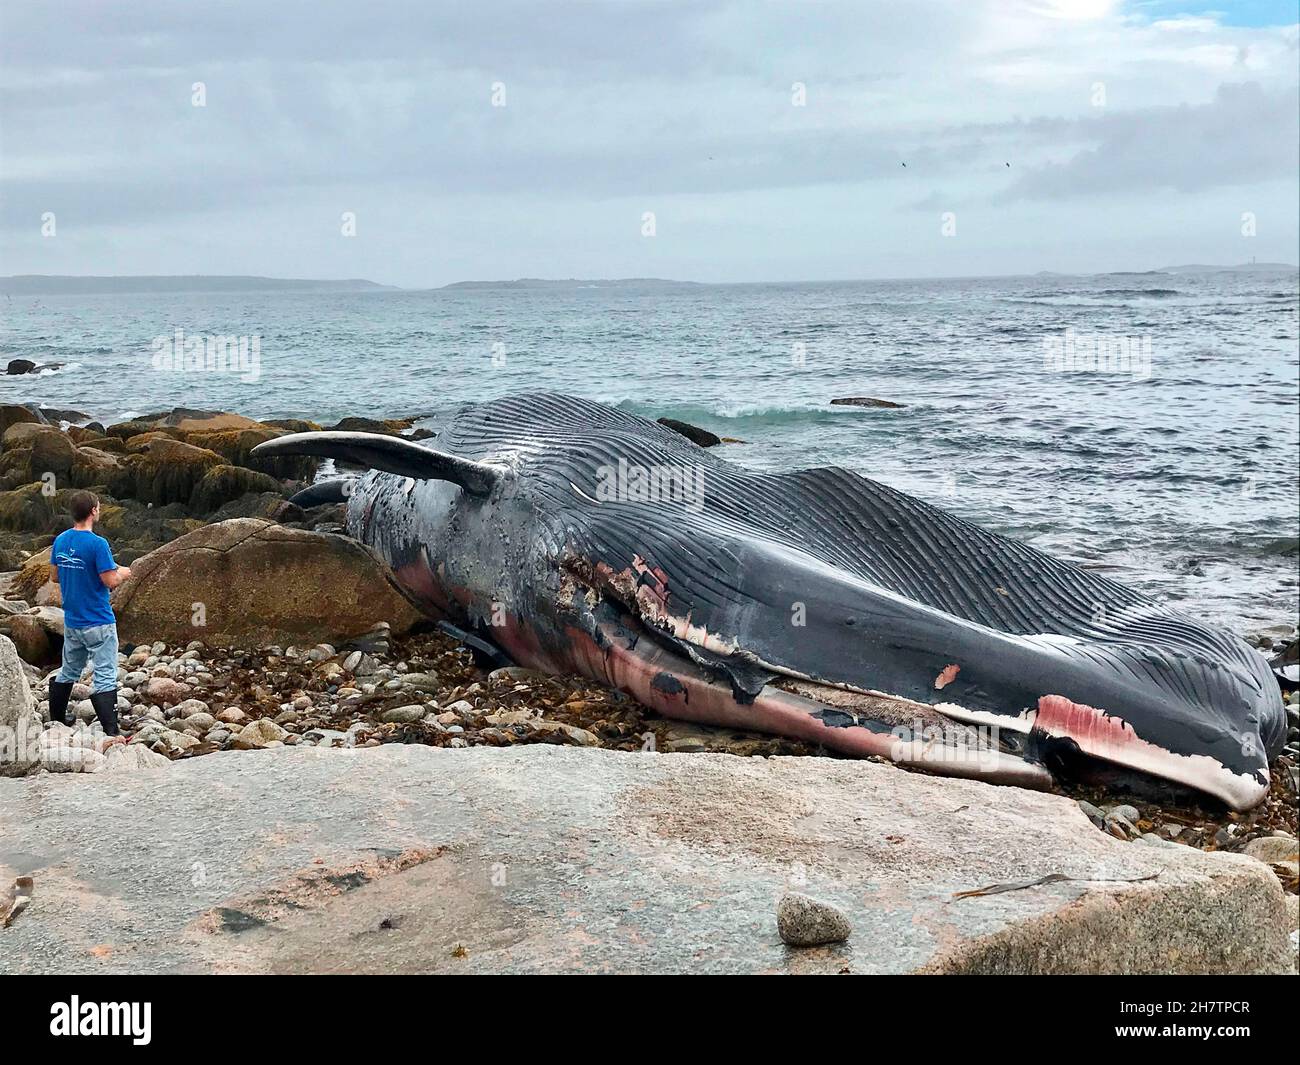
top-left (58, 623), bottom-right (119, 693)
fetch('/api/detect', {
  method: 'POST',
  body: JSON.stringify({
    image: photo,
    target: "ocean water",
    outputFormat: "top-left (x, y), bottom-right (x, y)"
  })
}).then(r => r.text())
top-left (3, 271), bottom-right (1297, 634)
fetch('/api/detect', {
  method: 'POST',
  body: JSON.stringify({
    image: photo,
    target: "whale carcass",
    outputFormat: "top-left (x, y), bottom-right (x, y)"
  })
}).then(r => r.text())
top-left (254, 393), bottom-right (1285, 809)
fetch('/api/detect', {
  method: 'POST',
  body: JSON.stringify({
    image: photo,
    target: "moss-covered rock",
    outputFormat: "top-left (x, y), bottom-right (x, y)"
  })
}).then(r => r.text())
top-left (94, 499), bottom-right (196, 556)
top-left (1, 405), bottom-right (45, 439)
top-left (328, 415), bottom-right (415, 436)
top-left (29, 426), bottom-right (81, 478)
top-left (2, 421), bottom-right (53, 451)
top-left (170, 411), bottom-right (264, 431)
top-left (104, 419), bottom-right (160, 440)
top-left (124, 430), bottom-right (182, 453)
top-left (86, 435), bottom-right (127, 455)
top-left (12, 547), bottom-right (54, 605)
top-left (129, 438), bottom-right (224, 506)
top-left (263, 418), bottom-right (322, 433)
top-left (208, 492), bottom-right (303, 524)
top-left (190, 464), bottom-right (284, 514)
top-left (184, 426), bottom-right (315, 480)
top-left (0, 425), bottom-right (85, 490)
top-left (0, 484), bottom-right (58, 533)
top-left (67, 426), bottom-right (103, 445)
top-left (69, 447), bottom-right (133, 496)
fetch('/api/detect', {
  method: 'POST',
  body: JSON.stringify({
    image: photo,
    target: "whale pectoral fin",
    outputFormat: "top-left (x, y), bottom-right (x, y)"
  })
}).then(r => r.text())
top-left (251, 431), bottom-right (504, 496)
top-left (436, 621), bottom-right (514, 670)
top-left (288, 479), bottom-right (351, 507)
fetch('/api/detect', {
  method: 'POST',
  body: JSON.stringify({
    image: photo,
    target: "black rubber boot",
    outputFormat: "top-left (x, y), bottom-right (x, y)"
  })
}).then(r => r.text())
top-left (89, 689), bottom-right (121, 737)
top-left (48, 680), bottom-right (75, 727)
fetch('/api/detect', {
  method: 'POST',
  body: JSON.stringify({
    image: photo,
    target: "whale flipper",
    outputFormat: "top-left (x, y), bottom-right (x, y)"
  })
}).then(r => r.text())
top-left (253, 431), bottom-right (505, 496)
top-left (288, 479), bottom-right (351, 507)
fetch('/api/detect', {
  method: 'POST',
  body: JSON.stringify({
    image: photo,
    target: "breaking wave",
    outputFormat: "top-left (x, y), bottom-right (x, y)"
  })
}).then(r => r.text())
top-left (615, 399), bottom-right (902, 428)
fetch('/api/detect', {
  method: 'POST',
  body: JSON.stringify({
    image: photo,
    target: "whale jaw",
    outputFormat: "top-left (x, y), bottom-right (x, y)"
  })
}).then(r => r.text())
top-left (932, 695), bottom-right (1270, 812)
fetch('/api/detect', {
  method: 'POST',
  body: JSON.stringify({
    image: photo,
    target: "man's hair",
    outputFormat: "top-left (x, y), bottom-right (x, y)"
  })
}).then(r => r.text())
top-left (69, 490), bottom-right (99, 523)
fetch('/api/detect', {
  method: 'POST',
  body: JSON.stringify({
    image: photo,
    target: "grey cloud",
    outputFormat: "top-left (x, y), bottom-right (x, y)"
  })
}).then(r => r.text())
top-left (1000, 82), bottom-right (1300, 200)
top-left (0, 1), bottom-right (1296, 280)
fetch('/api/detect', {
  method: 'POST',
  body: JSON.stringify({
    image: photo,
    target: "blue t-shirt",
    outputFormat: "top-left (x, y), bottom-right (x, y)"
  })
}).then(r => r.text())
top-left (52, 529), bottom-right (118, 629)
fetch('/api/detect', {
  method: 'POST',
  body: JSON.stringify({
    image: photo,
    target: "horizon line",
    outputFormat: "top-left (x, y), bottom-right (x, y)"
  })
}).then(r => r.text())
top-left (3, 261), bottom-right (1298, 292)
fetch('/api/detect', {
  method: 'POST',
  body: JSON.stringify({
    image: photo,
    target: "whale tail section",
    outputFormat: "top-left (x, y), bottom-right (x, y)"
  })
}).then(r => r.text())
top-left (252, 431), bottom-right (505, 497)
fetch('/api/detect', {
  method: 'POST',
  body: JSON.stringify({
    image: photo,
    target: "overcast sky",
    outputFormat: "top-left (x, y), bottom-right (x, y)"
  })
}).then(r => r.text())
top-left (1, 0), bottom-right (1297, 286)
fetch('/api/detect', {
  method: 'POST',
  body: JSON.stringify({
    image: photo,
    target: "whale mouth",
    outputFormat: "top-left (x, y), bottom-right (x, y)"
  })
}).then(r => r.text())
top-left (931, 695), bottom-right (1270, 812)
top-left (557, 555), bottom-right (1272, 808)
top-left (766, 676), bottom-right (1055, 788)
top-left (742, 667), bottom-right (1269, 810)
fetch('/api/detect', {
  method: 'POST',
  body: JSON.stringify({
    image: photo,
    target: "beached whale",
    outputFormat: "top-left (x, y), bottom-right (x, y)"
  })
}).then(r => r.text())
top-left (254, 393), bottom-right (1285, 809)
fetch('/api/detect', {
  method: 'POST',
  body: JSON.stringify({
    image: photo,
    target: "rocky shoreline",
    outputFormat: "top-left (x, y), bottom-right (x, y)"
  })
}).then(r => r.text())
top-left (1, 399), bottom-right (1296, 917)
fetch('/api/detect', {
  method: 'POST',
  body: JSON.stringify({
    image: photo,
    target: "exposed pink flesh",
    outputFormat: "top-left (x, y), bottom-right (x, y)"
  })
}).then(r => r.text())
top-left (559, 616), bottom-right (1052, 789)
top-left (1033, 694), bottom-right (1267, 811)
top-left (392, 563), bottom-right (1052, 790)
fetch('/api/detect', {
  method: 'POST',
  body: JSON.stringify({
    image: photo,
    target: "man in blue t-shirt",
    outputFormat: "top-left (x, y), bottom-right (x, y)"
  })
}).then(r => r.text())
top-left (49, 491), bottom-right (133, 736)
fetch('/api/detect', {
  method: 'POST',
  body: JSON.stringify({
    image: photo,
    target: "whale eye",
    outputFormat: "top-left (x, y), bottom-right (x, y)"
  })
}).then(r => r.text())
top-left (845, 617), bottom-right (856, 626)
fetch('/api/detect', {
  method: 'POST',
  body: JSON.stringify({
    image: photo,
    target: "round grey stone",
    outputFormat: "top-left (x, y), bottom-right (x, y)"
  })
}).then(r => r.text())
top-left (776, 892), bottom-right (851, 947)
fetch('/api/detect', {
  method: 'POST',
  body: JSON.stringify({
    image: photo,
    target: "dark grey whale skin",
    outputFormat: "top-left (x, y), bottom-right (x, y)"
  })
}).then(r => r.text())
top-left (259, 393), bottom-right (1285, 807)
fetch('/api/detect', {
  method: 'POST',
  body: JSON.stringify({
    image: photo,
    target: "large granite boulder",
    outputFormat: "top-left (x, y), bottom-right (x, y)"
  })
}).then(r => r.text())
top-left (1, 613), bottom-right (54, 665)
top-left (112, 518), bottom-right (423, 647)
top-left (0, 633), bottom-right (34, 727)
top-left (0, 634), bottom-right (40, 773)
top-left (0, 745), bottom-right (1291, 974)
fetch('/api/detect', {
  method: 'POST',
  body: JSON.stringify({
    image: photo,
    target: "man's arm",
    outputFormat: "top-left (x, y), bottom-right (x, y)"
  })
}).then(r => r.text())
top-left (100, 565), bottom-right (132, 590)
top-left (96, 538), bottom-right (131, 589)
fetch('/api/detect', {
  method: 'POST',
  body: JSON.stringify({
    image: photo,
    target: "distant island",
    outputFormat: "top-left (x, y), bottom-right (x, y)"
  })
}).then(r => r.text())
top-left (0, 275), bottom-right (397, 295)
top-left (438, 278), bottom-right (702, 290)
top-left (1045, 262), bottom-right (1297, 278)
top-left (1, 266), bottom-right (1292, 297)
top-left (1155, 262), bottom-right (1297, 275)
